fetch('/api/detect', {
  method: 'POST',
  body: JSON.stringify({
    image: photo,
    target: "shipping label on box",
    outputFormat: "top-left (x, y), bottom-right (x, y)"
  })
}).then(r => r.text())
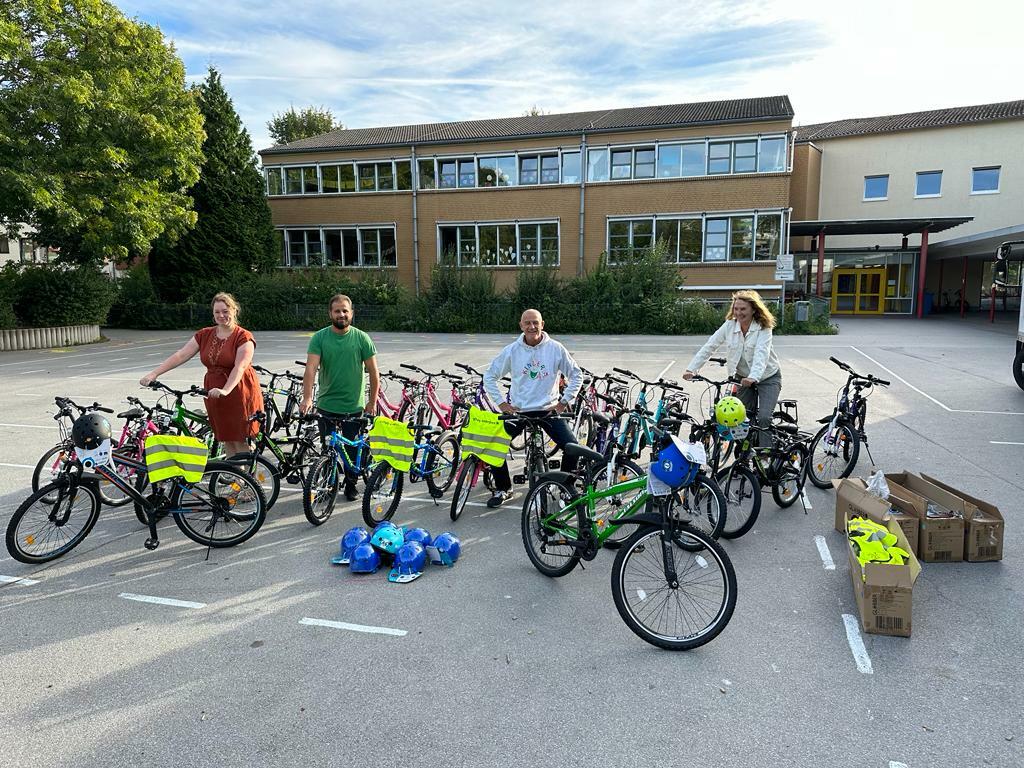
top-left (884, 472), bottom-right (966, 563)
top-left (919, 473), bottom-right (1004, 562)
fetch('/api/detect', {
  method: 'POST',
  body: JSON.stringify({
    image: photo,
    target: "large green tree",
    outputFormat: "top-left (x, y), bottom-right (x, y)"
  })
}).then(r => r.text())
top-left (0, 0), bottom-right (205, 266)
top-left (149, 67), bottom-right (278, 302)
top-left (267, 105), bottom-right (341, 145)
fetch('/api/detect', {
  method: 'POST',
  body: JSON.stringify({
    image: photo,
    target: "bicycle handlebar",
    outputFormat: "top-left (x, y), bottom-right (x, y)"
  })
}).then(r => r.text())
top-left (455, 362), bottom-right (483, 376)
top-left (829, 357), bottom-right (890, 387)
top-left (146, 381), bottom-right (209, 399)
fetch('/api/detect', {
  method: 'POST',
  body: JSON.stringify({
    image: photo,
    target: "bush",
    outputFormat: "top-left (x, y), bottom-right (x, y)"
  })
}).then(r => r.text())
top-left (0, 265), bottom-right (18, 329)
top-left (11, 263), bottom-right (117, 327)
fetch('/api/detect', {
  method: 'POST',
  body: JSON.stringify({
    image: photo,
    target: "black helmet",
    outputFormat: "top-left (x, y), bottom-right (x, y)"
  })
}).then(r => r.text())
top-left (71, 412), bottom-right (111, 450)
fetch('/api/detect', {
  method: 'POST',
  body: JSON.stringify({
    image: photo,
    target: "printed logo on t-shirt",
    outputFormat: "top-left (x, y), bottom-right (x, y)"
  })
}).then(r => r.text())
top-left (522, 359), bottom-right (549, 381)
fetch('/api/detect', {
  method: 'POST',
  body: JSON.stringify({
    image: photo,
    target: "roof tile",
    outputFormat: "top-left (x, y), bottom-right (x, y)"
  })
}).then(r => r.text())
top-left (796, 99), bottom-right (1024, 141)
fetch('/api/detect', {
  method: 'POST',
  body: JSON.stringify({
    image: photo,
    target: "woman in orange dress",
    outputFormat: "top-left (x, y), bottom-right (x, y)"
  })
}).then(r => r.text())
top-left (140, 292), bottom-right (263, 456)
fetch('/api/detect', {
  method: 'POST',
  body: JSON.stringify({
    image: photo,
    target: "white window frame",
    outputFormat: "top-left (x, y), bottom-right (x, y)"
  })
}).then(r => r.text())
top-left (435, 219), bottom-right (560, 267)
top-left (863, 174), bottom-right (889, 201)
top-left (279, 225), bottom-right (398, 269)
top-left (914, 170), bottom-right (942, 198)
top-left (971, 166), bottom-right (1001, 195)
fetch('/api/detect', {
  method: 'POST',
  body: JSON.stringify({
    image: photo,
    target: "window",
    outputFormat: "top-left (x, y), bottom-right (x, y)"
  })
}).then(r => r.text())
top-left (338, 165), bottom-right (355, 192)
top-left (285, 167), bottom-right (303, 195)
top-left (285, 229), bottom-right (322, 267)
top-left (758, 137), bottom-right (787, 172)
top-left (358, 164), bottom-right (376, 191)
top-left (708, 143), bottom-right (731, 174)
top-left (539, 223), bottom-right (558, 263)
top-left (656, 220), bottom-right (679, 257)
top-left (863, 175), bottom-right (889, 200)
top-left (380, 230), bottom-right (397, 267)
top-left (418, 159), bottom-right (436, 189)
top-left (321, 165), bottom-right (340, 194)
top-left (972, 166), bottom-right (1000, 193)
top-left (282, 227), bottom-right (396, 268)
top-left (755, 214), bottom-right (782, 260)
top-left (519, 156), bottom-right (539, 185)
top-left (607, 219), bottom-right (656, 261)
top-left (458, 159), bottom-right (476, 188)
top-left (730, 216), bottom-right (754, 261)
top-left (301, 166), bottom-right (319, 194)
top-left (540, 154), bottom-right (560, 184)
top-left (439, 160), bottom-right (457, 189)
top-left (324, 229), bottom-right (343, 265)
top-left (395, 161), bottom-right (412, 191)
top-left (681, 143), bottom-right (706, 177)
top-left (587, 149), bottom-right (609, 182)
top-left (497, 224), bottom-right (517, 264)
top-left (439, 221), bottom-right (558, 266)
top-left (611, 149), bottom-right (632, 179)
top-left (634, 148), bottom-right (655, 178)
top-left (915, 170), bottom-right (942, 197)
top-left (0, 236), bottom-right (8, 254)
top-left (657, 145), bottom-right (681, 178)
top-left (704, 218), bottom-right (728, 261)
top-left (376, 162), bottom-right (394, 191)
top-left (479, 156), bottom-right (516, 187)
top-left (458, 225), bottom-right (477, 264)
top-left (360, 229), bottom-right (379, 264)
top-left (342, 230), bottom-right (359, 266)
top-left (266, 168), bottom-right (283, 195)
top-left (678, 219), bottom-right (702, 262)
top-left (561, 151), bottom-right (581, 183)
top-left (733, 141), bottom-right (757, 174)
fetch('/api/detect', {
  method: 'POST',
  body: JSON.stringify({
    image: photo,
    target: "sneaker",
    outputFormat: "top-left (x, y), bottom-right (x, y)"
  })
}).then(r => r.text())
top-left (486, 490), bottom-right (515, 508)
top-left (344, 483), bottom-right (359, 502)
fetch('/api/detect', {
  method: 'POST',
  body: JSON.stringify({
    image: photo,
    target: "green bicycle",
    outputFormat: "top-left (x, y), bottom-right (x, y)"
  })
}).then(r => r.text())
top-left (520, 439), bottom-right (734, 651)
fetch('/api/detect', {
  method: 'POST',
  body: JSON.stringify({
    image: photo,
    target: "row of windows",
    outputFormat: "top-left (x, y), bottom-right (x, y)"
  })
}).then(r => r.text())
top-left (439, 223), bottom-right (559, 266)
top-left (863, 166), bottom-right (1001, 200)
top-left (282, 227), bottom-right (397, 268)
top-left (608, 212), bottom-right (784, 263)
top-left (264, 134), bottom-right (789, 196)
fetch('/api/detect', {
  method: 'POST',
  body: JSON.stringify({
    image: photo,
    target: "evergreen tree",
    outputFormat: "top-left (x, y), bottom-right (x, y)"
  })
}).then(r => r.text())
top-left (149, 68), bottom-right (278, 301)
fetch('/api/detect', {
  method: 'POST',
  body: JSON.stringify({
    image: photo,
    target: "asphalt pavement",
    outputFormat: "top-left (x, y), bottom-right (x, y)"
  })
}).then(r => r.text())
top-left (0, 316), bottom-right (1021, 768)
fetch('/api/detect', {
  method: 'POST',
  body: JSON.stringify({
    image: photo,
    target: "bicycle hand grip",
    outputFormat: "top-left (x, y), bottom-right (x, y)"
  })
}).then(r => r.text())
top-left (829, 356), bottom-right (845, 367)
top-left (612, 367), bottom-right (633, 376)
top-left (95, 406), bottom-right (114, 414)
top-left (873, 377), bottom-right (891, 386)
top-left (709, 357), bottom-right (726, 365)
top-left (400, 363), bottom-right (418, 371)
top-left (294, 360), bottom-right (307, 367)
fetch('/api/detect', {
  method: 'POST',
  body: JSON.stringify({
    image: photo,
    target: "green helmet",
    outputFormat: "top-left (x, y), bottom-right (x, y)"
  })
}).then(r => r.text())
top-left (715, 396), bottom-right (746, 427)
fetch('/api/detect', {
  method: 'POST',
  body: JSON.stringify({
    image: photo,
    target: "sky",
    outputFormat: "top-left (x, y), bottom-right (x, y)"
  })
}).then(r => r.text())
top-left (113, 0), bottom-right (1023, 156)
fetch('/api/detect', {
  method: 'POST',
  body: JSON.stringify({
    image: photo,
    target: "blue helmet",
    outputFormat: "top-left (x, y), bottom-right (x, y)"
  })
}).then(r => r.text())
top-left (403, 527), bottom-right (433, 548)
top-left (370, 523), bottom-right (404, 554)
top-left (651, 435), bottom-right (699, 490)
top-left (332, 526), bottom-right (371, 565)
top-left (388, 541), bottom-right (427, 583)
top-left (429, 532), bottom-right (461, 567)
top-left (349, 543), bottom-right (382, 574)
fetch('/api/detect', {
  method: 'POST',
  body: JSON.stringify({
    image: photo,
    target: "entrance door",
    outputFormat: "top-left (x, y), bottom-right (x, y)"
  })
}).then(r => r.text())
top-left (831, 268), bottom-right (886, 314)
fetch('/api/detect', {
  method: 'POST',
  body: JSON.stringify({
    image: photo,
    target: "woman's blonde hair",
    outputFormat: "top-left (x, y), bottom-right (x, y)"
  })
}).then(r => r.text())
top-left (211, 292), bottom-right (241, 319)
top-left (727, 289), bottom-right (776, 329)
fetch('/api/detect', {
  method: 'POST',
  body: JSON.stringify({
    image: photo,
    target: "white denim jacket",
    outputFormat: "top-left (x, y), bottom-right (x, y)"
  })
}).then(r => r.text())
top-left (686, 319), bottom-right (780, 382)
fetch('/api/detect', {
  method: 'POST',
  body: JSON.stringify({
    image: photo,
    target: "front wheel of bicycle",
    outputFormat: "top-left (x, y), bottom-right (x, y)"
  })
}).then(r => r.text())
top-left (362, 463), bottom-right (404, 526)
top-left (449, 456), bottom-right (478, 521)
top-left (171, 461), bottom-right (266, 547)
top-left (807, 423), bottom-right (860, 488)
top-left (521, 476), bottom-right (585, 578)
top-left (303, 455), bottom-right (340, 526)
top-left (668, 475), bottom-right (726, 540)
top-left (6, 482), bottom-right (101, 564)
top-left (424, 432), bottom-right (460, 497)
top-left (716, 464), bottom-right (761, 539)
top-left (228, 452), bottom-right (281, 511)
top-left (610, 523), bottom-right (737, 651)
top-left (772, 444), bottom-right (809, 509)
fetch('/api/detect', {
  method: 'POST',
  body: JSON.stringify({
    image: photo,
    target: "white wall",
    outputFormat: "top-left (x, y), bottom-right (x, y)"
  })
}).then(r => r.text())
top-left (815, 120), bottom-right (1022, 249)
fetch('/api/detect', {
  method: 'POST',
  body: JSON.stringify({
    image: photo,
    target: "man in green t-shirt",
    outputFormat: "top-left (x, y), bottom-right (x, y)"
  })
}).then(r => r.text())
top-left (301, 293), bottom-right (380, 500)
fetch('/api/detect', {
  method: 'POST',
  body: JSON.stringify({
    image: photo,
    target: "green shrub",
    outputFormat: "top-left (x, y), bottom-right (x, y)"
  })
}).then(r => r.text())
top-left (0, 264), bottom-right (19, 329)
top-left (12, 264), bottom-right (117, 326)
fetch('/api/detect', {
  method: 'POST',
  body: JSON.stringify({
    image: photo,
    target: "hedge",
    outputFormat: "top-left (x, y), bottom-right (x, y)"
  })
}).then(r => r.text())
top-left (0, 263), bottom-right (117, 329)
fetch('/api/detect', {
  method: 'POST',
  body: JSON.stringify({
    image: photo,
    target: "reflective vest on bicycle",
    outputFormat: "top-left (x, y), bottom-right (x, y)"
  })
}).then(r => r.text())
top-left (144, 435), bottom-right (209, 482)
top-left (367, 417), bottom-right (415, 472)
top-left (460, 407), bottom-right (512, 467)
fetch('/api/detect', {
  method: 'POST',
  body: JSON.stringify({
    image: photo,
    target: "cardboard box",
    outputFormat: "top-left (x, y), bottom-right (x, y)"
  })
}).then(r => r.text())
top-left (884, 472), bottom-right (966, 563)
top-left (832, 477), bottom-right (891, 533)
top-left (846, 515), bottom-right (921, 638)
top-left (886, 494), bottom-right (920, 556)
top-left (919, 473), bottom-right (1004, 562)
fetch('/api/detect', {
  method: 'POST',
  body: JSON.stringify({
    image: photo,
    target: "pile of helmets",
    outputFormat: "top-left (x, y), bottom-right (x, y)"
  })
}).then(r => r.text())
top-left (714, 396), bottom-right (749, 441)
top-left (847, 517), bottom-right (912, 573)
top-left (331, 522), bottom-right (461, 583)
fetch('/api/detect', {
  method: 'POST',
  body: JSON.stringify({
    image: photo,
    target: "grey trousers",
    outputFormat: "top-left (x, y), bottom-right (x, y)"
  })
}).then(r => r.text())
top-left (736, 370), bottom-right (782, 447)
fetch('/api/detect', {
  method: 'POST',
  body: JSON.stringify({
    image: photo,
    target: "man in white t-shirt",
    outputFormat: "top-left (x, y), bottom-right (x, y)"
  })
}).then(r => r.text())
top-left (482, 309), bottom-right (583, 507)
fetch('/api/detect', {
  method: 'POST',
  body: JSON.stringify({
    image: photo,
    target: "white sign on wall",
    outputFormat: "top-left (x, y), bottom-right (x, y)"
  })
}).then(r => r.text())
top-left (774, 253), bottom-right (795, 282)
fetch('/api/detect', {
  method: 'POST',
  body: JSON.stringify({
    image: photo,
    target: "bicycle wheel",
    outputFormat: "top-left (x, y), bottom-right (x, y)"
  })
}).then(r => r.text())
top-left (716, 464), bottom-right (761, 539)
top-left (227, 452), bottom-right (281, 511)
top-left (520, 476), bottom-right (585, 577)
top-left (32, 445), bottom-right (72, 504)
top-left (303, 455), bottom-right (340, 526)
top-left (584, 459), bottom-right (644, 549)
top-left (6, 482), bottom-right (101, 564)
top-left (424, 432), bottom-right (460, 497)
top-left (171, 461), bottom-right (266, 547)
top-left (573, 411), bottom-right (594, 451)
top-left (1014, 347), bottom-right (1024, 392)
top-left (772, 444), bottom-right (809, 509)
top-left (807, 423), bottom-right (860, 488)
top-left (362, 462), bottom-right (404, 526)
top-left (610, 523), bottom-right (737, 651)
top-left (667, 475), bottom-right (726, 540)
top-left (449, 456), bottom-right (479, 521)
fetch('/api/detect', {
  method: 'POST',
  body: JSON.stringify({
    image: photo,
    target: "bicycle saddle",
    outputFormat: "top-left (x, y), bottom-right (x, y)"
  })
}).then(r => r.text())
top-left (563, 443), bottom-right (606, 466)
top-left (117, 407), bottom-right (144, 420)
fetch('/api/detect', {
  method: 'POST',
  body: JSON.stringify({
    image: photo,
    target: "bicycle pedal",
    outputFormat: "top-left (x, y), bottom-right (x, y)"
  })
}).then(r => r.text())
top-left (512, 473), bottom-right (527, 484)
top-left (549, 460), bottom-right (560, 469)
top-left (429, 488), bottom-right (444, 499)
top-left (285, 474), bottom-right (301, 485)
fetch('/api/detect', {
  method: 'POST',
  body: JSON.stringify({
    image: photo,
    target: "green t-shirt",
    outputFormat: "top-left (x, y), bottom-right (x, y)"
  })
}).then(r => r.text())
top-left (308, 326), bottom-right (377, 413)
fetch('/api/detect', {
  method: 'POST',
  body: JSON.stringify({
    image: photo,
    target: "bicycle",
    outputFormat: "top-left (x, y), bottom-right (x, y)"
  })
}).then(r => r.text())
top-left (145, 381), bottom-right (218, 452)
top-left (7, 438), bottom-right (267, 564)
top-left (253, 364), bottom-right (307, 436)
top-left (807, 357), bottom-right (890, 488)
top-left (302, 416), bottom-right (373, 526)
top-left (520, 436), bottom-right (735, 651)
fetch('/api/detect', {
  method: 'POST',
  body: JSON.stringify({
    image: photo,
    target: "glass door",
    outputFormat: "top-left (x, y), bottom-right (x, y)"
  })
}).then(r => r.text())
top-left (831, 267), bottom-right (886, 314)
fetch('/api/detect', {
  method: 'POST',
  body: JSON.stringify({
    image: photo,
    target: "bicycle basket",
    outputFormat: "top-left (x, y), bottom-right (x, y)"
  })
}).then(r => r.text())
top-left (650, 435), bottom-right (703, 489)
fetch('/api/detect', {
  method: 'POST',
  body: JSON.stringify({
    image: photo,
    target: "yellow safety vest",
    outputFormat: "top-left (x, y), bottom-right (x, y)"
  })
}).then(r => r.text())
top-left (144, 435), bottom-right (209, 483)
top-left (847, 516), bottom-right (911, 570)
top-left (460, 406), bottom-right (512, 467)
top-left (367, 417), bottom-right (415, 472)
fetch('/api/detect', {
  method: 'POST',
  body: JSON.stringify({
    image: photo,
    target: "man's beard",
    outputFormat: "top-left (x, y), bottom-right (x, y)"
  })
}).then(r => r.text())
top-left (332, 318), bottom-right (350, 330)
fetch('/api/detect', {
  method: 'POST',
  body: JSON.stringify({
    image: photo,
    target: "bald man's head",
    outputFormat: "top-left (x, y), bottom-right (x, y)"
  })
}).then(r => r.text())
top-left (519, 308), bottom-right (544, 345)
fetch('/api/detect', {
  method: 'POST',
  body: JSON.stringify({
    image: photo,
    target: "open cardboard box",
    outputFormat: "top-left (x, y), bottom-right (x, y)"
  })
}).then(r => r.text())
top-left (919, 473), bottom-right (1004, 562)
top-left (884, 472), bottom-right (966, 563)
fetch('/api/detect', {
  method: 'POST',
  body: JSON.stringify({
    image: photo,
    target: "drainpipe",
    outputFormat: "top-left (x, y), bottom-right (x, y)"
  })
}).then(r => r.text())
top-left (578, 133), bottom-right (587, 277)
top-left (411, 145), bottom-right (420, 296)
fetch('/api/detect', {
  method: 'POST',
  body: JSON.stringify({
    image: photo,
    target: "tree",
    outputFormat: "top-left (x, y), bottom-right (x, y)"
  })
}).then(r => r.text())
top-left (0, 0), bottom-right (205, 266)
top-left (149, 68), bottom-right (278, 302)
top-left (267, 105), bottom-right (342, 145)
top-left (524, 105), bottom-right (548, 116)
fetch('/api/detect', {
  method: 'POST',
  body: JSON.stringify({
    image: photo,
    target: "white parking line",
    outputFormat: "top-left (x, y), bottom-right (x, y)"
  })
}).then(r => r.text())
top-left (18, 369), bottom-right (45, 375)
top-left (0, 340), bottom-right (180, 367)
top-left (814, 535), bottom-right (836, 570)
top-left (68, 363), bottom-right (91, 368)
top-left (299, 617), bottom-right (406, 636)
top-left (0, 574), bottom-right (40, 586)
top-left (0, 462), bottom-right (34, 468)
top-left (0, 423), bottom-right (53, 430)
top-left (889, 762), bottom-right (909, 768)
top-left (404, 494), bottom-right (489, 508)
top-left (842, 613), bottom-right (873, 674)
top-left (109, 357), bottom-right (129, 362)
top-left (655, 360), bottom-right (677, 380)
top-left (119, 592), bottom-right (207, 609)
top-left (990, 441), bottom-right (1024, 446)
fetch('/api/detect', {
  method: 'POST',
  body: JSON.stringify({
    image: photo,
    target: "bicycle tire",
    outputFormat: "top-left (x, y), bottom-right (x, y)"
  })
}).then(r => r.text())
top-left (227, 452), bottom-right (281, 511)
top-left (362, 462), bottom-right (404, 526)
top-left (32, 445), bottom-right (136, 507)
top-left (807, 423), bottom-right (860, 488)
top-left (521, 476), bottom-right (585, 577)
top-left (610, 523), bottom-right (737, 651)
top-left (424, 432), bottom-right (460, 497)
top-left (668, 474), bottom-right (726, 540)
top-left (303, 455), bottom-right (340, 526)
top-left (449, 456), bottom-right (478, 521)
top-left (171, 461), bottom-right (266, 547)
top-left (584, 458), bottom-right (644, 550)
top-left (716, 464), bottom-right (761, 539)
top-left (772, 444), bottom-right (809, 509)
top-left (1013, 347), bottom-right (1024, 392)
top-left (574, 411), bottom-right (595, 450)
top-left (6, 482), bottom-right (101, 564)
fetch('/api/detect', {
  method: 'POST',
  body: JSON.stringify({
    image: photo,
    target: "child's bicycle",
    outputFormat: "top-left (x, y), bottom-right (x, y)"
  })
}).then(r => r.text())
top-left (302, 416), bottom-right (373, 526)
top-left (520, 434), bottom-right (735, 651)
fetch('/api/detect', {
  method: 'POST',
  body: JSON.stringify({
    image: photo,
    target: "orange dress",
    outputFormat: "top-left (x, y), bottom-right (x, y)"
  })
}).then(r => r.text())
top-left (193, 326), bottom-right (263, 442)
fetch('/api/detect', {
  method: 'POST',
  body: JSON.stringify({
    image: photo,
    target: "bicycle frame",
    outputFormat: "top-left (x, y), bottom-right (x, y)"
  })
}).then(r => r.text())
top-left (541, 474), bottom-right (650, 545)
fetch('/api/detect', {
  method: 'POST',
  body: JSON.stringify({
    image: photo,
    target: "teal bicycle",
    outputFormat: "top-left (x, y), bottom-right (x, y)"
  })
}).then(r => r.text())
top-left (520, 436), bottom-right (735, 651)
top-left (302, 418), bottom-right (373, 526)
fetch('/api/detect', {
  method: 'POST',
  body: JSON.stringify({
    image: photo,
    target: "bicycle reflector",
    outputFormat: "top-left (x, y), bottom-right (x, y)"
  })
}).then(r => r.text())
top-left (714, 396), bottom-right (746, 427)
top-left (650, 435), bottom-right (700, 489)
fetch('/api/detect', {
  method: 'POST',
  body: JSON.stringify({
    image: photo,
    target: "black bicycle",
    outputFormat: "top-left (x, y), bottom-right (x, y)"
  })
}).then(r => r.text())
top-left (807, 357), bottom-right (890, 488)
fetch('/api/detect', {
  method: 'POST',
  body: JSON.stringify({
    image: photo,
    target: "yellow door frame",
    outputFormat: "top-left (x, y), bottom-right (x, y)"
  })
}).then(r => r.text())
top-left (831, 267), bottom-right (887, 314)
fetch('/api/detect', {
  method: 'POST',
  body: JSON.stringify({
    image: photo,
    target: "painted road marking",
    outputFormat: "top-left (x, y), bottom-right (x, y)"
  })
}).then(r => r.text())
top-left (119, 592), bottom-right (207, 609)
top-left (109, 357), bottom-right (129, 362)
top-left (655, 360), bottom-right (677, 380)
top-left (0, 423), bottom-right (53, 430)
top-left (800, 489), bottom-right (813, 510)
top-left (0, 340), bottom-right (180, 368)
top-left (299, 617), bottom-right (406, 637)
top-left (889, 762), bottom-right (909, 768)
top-left (0, 462), bottom-right (35, 468)
top-left (0, 575), bottom-right (40, 586)
top-left (990, 441), bottom-right (1024, 446)
top-left (18, 369), bottom-right (45, 375)
top-left (404, 494), bottom-right (489, 508)
top-left (68, 363), bottom-right (91, 368)
top-left (842, 613), bottom-right (873, 674)
top-left (814, 535), bottom-right (835, 570)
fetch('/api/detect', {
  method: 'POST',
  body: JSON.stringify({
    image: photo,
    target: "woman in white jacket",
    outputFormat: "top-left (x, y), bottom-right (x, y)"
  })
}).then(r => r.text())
top-left (683, 290), bottom-right (782, 445)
